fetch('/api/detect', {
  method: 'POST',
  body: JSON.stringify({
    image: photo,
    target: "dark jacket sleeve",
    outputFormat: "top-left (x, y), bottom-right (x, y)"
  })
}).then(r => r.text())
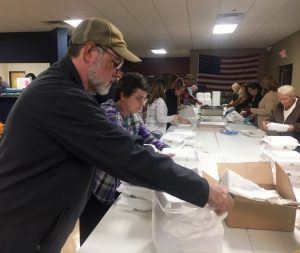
top-left (46, 90), bottom-right (209, 207)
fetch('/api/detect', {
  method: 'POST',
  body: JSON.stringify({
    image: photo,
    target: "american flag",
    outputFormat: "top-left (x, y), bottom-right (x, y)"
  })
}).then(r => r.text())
top-left (197, 54), bottom-right (260, 91)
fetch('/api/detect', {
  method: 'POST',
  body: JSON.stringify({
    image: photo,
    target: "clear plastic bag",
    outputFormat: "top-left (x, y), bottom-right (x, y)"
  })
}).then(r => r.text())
top-left (152, 192), bottom-right (225, 253)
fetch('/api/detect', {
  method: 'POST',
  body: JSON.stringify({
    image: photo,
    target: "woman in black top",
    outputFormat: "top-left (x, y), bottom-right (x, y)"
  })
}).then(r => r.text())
top-left (165, 78), bottom-right (188, 128)
top-left (240, 82), bottom-right (263, 125)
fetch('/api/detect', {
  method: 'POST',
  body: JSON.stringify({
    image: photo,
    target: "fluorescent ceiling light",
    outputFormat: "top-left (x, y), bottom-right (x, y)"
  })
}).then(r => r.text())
top-left (213, 24), bottom-right (238, 34)
top-left (63, 19), bottom-right (83, 27)
top-left (151, 49), bottom-right (167, 54)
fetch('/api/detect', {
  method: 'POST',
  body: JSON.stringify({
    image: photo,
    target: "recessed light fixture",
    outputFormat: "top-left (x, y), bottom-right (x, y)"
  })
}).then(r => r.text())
top-left (151, 49), bottom-right (167, 55)
top-left (63, 19), bottom-right (83, 28)
top-left (213, 24), bottom-right (238, 34)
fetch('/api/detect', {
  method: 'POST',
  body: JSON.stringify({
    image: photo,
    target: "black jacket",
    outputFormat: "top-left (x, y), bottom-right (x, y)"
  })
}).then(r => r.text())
top-left (0, 57), bottom-right (209, 253)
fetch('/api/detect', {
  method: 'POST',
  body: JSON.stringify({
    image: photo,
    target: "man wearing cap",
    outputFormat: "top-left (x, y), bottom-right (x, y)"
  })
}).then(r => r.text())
top-left (0, 17), bottom-right (233, 253)
top-left (181, 74), bottom-right (202, 106)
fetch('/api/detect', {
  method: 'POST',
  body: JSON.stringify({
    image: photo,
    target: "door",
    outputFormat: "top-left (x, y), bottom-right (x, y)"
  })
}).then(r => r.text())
top-left (278, 64), bottom-right (292, 85)
top-left (9, 71), bottom-right (25, 88)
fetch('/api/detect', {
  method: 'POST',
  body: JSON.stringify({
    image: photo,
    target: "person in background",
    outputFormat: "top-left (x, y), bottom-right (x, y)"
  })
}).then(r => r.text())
top-left (250, 76), bottom-right (279, 129)
top-left (246, 82), bottom-right (263, 109)
top-left (80, 72), bottom-right (169, 244)
top-left (0, 17), bottom-right (233, 253)
top-left (226, 82), bottom-right (241, 104)
top-left (0, 76), bottom-right (9, 93)
top-left (262, 85), bottom-right (300, 151)
top-left (25, 72), bottom-right (37, 81)
top-left (181, 74), bottom-right (202, 105)
top-left (146, 78), bottom-right (187, 138)
top-left (224, 82), bottom-right (247, 113)
top-left (188, 84), bottom-right (199, 97)
top-left (240, 82), bottom-right (262, 125)
top-left (183, 71), bottom-right (207, 92)
top-left (165, 73), bottom-right (178, 91)
top-left (165, 77), bottom-right (190, 128)
top-left (183, 74), bottom-right (195, 88)
top-left (181, 84), bottom-right (202, 106)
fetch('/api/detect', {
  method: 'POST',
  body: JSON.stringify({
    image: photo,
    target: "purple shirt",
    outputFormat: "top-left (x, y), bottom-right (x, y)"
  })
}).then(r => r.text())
top-left (93, 99), bottom-right (168, 205)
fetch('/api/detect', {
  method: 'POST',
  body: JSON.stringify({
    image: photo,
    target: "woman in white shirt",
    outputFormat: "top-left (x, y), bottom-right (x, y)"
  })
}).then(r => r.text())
top-left (145, 79), bottom-right (187, 137)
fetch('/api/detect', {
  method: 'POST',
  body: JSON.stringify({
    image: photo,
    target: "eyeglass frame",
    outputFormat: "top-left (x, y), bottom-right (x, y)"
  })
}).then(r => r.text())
top-left (278, 95), bottom-right (293, 102)
top-left (133, 95), bottom-right (148, 103)
top-left (95, 44), bottom-right (124, 70)
top-left (70, 42), bottom-right (124, 70)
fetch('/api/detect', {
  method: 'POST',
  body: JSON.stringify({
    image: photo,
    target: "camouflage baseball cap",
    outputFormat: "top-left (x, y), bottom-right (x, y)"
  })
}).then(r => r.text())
top-left (70, 17), bottom-right (141, 63)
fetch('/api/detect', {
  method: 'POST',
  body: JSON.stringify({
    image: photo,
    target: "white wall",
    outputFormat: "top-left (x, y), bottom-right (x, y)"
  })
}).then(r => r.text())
top-left (266, 30), bottom-right (300, 95)
top-left (0, 63), bottom-right (50, 84)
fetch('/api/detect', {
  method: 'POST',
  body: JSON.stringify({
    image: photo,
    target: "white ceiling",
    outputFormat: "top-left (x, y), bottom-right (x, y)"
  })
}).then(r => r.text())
top-left (0, 0), bottom-right (300, 58)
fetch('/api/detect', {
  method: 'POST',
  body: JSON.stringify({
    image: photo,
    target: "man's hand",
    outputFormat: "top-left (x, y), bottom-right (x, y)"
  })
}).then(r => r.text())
top-left (261, 120), bottom-right (270, 130)
top-left (288, 124), bottom-right (295, 132)
top-left (207, 182), bottom-right (234, 215)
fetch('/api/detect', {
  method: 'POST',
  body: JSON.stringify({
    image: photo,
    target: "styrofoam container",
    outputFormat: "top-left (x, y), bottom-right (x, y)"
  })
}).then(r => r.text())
top-left (269, 150), bottom-right (300, 160)
top-left (203, 98), bottom-right (212, 106)
top-left (267, 122), bottom-right (290, 132)
top-left (161, 132), bottom-right (195, 145)
top-left (204, 92), bottom-right (211, 99)
top-left (161, 147), bottom-right (198, 162)
top-left (262, 136), bottom-right (299, 150)
top-left (196, 92), bottom-right (204, 100)
top-left (117, 182), bottom-right (153, 201)
top-left (264, 150), bottom-right (300, 165)
top-left (160, 132), bottom-right (184, 144)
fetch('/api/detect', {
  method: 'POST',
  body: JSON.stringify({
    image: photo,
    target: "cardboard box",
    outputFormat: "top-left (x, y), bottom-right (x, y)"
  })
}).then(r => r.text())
top-left (204, 162), bottom-right (297, 231)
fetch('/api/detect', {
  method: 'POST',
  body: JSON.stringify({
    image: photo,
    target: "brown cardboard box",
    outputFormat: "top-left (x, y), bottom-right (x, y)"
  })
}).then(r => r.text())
top-left (205, 162), bottom-right (297, 231)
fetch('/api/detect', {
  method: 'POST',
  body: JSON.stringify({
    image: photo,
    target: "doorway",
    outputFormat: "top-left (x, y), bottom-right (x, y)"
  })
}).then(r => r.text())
top-left (9, 71), bottom-right (25, 88)
top-left (278, 64), bottom-right (292, 85)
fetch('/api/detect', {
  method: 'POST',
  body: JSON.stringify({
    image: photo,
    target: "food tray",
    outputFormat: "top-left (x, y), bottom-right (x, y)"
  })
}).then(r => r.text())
top-left (267, 122), bottom-right (290, 132)
top-left (262, 136), bottom-right (299, 150)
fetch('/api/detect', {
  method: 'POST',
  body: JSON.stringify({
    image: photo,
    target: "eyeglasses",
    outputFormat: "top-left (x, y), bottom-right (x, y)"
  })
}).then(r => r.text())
top-left (279, 96), bottom-right (292, 102)
top-left (70, 43), bottom-right (124, 70)
top-left (133, 95), bottom-right (148, 103)
top-left (95, 44), bottom-right (124, 70)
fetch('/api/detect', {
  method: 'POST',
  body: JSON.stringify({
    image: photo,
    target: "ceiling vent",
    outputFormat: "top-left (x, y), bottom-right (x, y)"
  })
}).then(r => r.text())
top-left (216, 13), bottom-right (245, 24)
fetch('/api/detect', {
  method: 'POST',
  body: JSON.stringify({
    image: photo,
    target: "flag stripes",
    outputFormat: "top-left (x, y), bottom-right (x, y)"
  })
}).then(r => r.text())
top-left (198, 54), bottom-right (260, 91)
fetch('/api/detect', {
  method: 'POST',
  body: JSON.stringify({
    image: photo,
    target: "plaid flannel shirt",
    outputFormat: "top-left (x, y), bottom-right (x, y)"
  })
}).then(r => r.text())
top-left (93, 99), bottom-right (168, 204)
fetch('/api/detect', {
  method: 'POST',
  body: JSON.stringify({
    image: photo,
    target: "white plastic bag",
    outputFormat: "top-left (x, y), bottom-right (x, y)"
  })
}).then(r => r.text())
top-left (152, 192), bottom-right (225, 253)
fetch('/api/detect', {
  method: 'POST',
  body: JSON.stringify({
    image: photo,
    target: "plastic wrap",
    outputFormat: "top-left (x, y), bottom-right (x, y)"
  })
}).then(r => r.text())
top-left (152, 192), bottom-right (225, 253)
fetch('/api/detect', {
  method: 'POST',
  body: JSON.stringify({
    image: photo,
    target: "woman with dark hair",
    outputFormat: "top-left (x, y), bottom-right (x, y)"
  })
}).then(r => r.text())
top-left (247, 82), bottom-right (263, 108)
top-left (240, 82), bottom-right (262, 124)
top-left (146, 79), bottom-right (186, 137)
top-left (250, 76), bottom-right (279, 129)
top-left (165, 77), bottom-right (190, 129)
top-left (25, 73), bottom-right (36, 81)
top-left (80, 72), bottom-right (169, 244)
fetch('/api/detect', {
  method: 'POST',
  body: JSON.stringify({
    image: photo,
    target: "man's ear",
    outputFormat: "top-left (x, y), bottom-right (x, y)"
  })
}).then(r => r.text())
top-left (82, 42), bottom-right (97, 63)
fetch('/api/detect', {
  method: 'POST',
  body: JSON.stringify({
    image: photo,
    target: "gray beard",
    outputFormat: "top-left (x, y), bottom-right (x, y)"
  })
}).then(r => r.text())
top-left (88, 69), bottom-right (111, 95)
top-left (96, 85), bottom-right (110, 95)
